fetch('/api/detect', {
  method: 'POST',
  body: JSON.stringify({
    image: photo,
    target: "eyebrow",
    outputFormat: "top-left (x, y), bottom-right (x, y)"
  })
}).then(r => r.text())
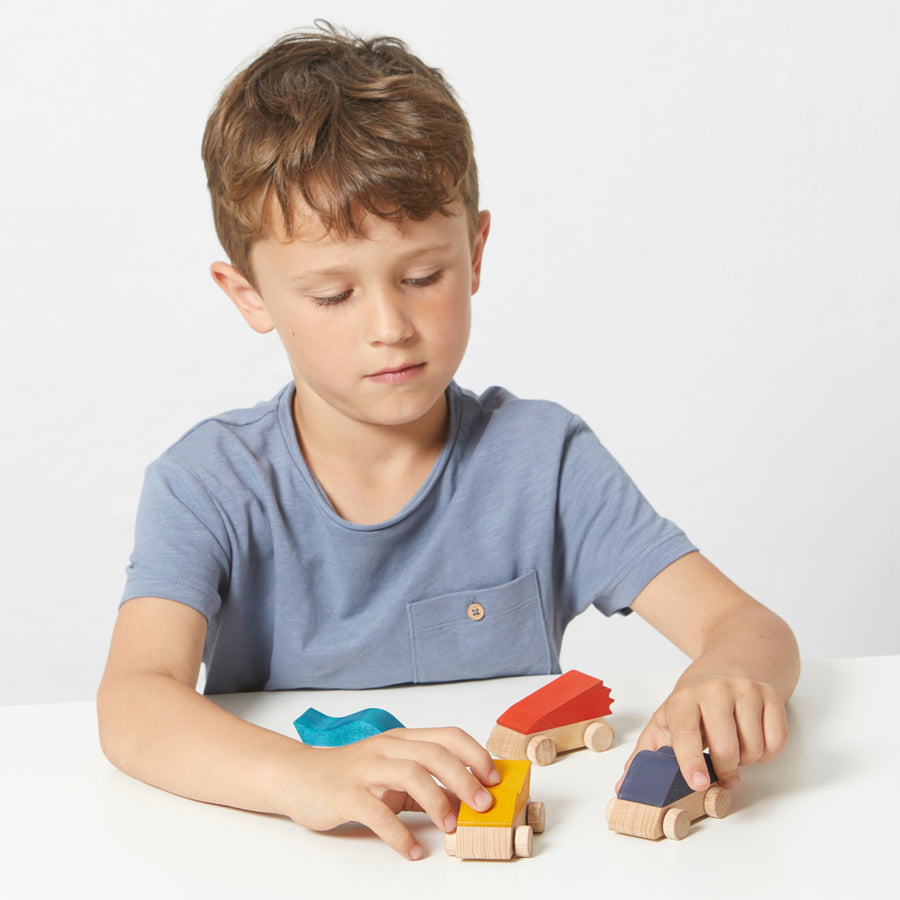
top-left (290, 243), bottom-right (454, 285)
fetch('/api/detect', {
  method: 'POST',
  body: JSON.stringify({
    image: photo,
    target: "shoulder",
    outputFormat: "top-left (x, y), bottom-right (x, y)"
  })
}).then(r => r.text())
top-left (448, 384), bottom-right (598, 485)
top-left (453, 383), bottom-right (581, 435)
top-left (164, 384), bottom-right (290, 457)
top-left (147, 384), bottom-right (295, 491)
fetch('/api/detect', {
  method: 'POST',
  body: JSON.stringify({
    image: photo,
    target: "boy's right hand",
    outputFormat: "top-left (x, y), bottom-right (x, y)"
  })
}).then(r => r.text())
top-left (283, 726), bottom-right (500, 860)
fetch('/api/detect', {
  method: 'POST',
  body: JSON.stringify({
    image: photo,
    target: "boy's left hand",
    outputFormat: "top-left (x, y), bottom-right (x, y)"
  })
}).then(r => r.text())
top-left (617, 673), bottom-right (789, 794)
top-left (623, 552), bottom-right (799, 795)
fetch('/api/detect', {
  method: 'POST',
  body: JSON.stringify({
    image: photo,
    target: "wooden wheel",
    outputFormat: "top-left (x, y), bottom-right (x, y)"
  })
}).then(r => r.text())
top-left (584, 721), bottom-right (615, 753)
top-left (605, 797), bottom-right (617, 826)
top-left (526, 734), bottom-right (557, 766)
top-left (444, 831), bottom-right (457, 857)
top-left (514, 825), bottom-right (534, 858)
top-left (527, 800), bottom-right (546, 833)
top-left (663, 807), bottom-right (691, 841)
top-left (704, 785), bottom-right (731, 819)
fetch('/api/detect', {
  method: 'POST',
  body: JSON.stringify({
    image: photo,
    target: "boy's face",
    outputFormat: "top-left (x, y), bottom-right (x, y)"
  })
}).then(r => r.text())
top-left (213, 204), bottom-right (489, 436)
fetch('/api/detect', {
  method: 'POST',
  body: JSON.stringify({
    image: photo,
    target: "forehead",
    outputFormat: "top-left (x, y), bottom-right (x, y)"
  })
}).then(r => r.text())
top-left (250, 201), bottom-right (469, 282)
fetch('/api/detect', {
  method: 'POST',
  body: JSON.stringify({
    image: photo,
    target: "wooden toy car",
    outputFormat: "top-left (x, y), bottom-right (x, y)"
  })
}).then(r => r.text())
top-left (293, 707), bottom-right (404, 746)
top-left (606, 746), bottom-right (731, 840)
top-left (445, 759), bottom-right (545, 860)
top-left (486, 670), bottom-right (614, 765)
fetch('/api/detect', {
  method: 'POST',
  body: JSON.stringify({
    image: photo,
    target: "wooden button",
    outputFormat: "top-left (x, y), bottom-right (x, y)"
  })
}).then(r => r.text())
top-left (467, 602), bottom-right (485, 621)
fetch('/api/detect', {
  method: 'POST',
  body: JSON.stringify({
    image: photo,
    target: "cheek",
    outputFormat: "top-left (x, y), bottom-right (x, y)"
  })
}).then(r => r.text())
top-left (440, 298), bottom-right (471, 355)
top-left (276, 315), bottom-right (342, 371)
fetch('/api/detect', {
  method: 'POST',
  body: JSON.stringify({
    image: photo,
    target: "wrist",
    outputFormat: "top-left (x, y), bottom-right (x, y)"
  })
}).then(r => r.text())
top-left (260, 738), bottom-right (318, 819)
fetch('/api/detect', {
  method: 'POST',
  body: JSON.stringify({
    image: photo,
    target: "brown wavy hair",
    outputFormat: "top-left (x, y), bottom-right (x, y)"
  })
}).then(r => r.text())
top-left (201, 23), bottom-right (479, 282)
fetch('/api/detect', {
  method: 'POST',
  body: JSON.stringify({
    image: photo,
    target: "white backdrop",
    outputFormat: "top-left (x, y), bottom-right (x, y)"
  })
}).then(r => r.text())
top-left (2, 0), bottom-right (897, 704)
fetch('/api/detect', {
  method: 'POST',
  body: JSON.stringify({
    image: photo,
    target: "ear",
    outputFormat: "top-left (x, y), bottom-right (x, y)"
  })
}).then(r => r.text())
top-left (470, 210), bottom-right (491, 295)
top-left (209, 261), bottom-right (275, 334)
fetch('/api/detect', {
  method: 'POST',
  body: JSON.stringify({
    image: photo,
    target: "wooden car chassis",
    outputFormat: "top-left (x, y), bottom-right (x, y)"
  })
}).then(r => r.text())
top-left (446, 799), bottom-right (545, 860)
top-left (487, 716), bottom-right (614, 766)
top-left (606, 782), bottom-right (731, 841)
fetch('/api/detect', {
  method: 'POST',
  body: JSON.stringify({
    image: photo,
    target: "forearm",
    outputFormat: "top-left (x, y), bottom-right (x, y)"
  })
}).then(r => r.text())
top-left (674, 602), bottom-right (801, 703)
top-left (98, 666), bottom-right (500, 860)
top-left (97, 670), bottom-right (302, 816)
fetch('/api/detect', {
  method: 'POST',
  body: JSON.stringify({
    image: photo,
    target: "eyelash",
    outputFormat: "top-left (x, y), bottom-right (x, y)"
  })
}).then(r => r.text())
top-left (311, 270), bottom-right (443, 307)
top-left (312, 290), bottom-right (352, 307)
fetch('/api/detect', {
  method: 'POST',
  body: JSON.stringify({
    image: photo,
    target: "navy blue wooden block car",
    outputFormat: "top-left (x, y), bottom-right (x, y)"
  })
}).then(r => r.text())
top-left (606, 746), bottom-right (731, 840)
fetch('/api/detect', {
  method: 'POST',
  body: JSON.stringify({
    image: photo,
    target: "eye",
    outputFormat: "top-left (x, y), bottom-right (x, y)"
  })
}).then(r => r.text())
top-left (311, 289), bottom-right (352, 307)
top-left (404, 270), bottom-right (443, 289)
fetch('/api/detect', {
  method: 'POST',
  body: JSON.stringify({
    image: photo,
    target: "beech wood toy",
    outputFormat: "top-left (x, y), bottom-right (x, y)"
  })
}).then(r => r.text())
top-left (293, 707), bottom-right (404, 746)
top-left (445, 759), bottom-right (545, 860)
top-left (606, 746), bottom-right (731, 840)
top-left (486, 670), bottom-right (614, 765)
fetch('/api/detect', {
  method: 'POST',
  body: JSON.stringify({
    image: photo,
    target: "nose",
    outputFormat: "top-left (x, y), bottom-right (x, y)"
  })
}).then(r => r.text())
top-left (364, 287), bottom-right (414, 345)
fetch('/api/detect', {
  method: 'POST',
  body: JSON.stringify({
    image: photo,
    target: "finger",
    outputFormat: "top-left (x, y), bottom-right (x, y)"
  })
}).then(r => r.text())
top-left (369, 757), bottom-right (461, 834)
top-left (733, 688), bottom-right (766, 767)
top-left (393, 727), bottom-right (500, 786)
top-left (377, 732), bottom-right (496, 812)
top-left (390, 783), bottom-right (459, 817)
top-left (759, 691), bottom-right (789, 763)
top-left (695, 698), bottom-right (742, 790)
top-left (351, 788), bottom-right (425, 861)
top-left (666, 697), bottom-right (712, 792)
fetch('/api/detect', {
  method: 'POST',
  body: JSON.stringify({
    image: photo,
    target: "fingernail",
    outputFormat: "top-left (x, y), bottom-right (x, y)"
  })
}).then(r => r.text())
top-left (487, 769), bottom-right (501, 785)
top-left (722, 775), bottom-right (741, 789)
top-left (409, 844), bottom-right (423, 861)
top-left (690, 772), bottom-right (709, 789)
top-left (444, 813), bottom-right (458, 833)
top-left (474, 788), bottom-right (492, 810)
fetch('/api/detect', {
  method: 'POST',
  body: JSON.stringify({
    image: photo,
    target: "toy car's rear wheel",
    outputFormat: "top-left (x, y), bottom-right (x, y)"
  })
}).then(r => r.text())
top-left (444, 831), bottom-right (457, 857)
top-left (605, 797), bottom-right (617, 825)
top-left (663, 807), bottom-right (691, 841)
top-left (584, 721), bottom-right (615, 752)
top-left (514, 825), bottom-right (534, 858)
top-left (526, 735), bottom-right (557, 766)
top-left (527, 801), bottom-right (546, 833)
top-left (704, 785), bottom-right (731, 819)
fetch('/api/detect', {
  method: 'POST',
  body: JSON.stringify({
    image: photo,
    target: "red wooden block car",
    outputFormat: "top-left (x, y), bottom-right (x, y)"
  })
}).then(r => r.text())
top-left (486, 670), bottom-right (614, 766)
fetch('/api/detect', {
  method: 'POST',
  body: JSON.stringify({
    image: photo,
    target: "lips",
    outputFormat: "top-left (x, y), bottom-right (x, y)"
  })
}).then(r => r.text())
top-left (366, 363), bottom-right (426, 385)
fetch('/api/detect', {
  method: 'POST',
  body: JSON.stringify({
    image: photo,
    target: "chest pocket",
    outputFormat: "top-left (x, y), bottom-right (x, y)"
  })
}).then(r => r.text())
top-left (406, 570), bottom-right (555, 683)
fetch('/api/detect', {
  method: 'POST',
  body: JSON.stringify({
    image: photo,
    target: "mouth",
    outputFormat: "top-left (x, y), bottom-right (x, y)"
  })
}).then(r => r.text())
top-left (366, 363), bottom-right (426, 385)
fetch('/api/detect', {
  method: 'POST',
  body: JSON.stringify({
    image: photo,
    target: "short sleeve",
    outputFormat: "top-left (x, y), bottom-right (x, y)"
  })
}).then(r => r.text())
top-left (556, 417), bottom-right (697, 617)
top-left (121, 456), bottom-right (232, 621)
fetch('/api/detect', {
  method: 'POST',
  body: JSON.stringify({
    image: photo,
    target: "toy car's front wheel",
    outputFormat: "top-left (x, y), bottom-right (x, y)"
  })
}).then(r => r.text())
top-left (514, 825), bottom-right (534, 858)
top-left (663, 807), bottom-right (691, 840)
top-left (526, 735), bottom-right (557, 766)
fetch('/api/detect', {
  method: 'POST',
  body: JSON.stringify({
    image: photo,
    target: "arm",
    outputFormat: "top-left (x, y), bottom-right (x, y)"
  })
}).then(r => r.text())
top-left (623, 551), bottom-right (800, 792)
top-left (96, 597), bottom-right (498, 860)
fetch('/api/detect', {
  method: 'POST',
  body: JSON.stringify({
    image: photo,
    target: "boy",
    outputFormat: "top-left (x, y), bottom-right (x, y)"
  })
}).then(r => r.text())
top-left (97, 25), bottom-right (799, 861)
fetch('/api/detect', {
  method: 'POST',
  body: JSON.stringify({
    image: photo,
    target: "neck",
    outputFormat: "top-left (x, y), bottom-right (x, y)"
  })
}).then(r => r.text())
top-left (290, 385), bottom-right (450, 524)
top-left (293, 387), bottom-right (448, 465)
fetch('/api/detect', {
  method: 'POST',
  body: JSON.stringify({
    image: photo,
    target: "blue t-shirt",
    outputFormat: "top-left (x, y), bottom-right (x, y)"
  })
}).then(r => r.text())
top-left (122, 383), bottom-right (695, 693)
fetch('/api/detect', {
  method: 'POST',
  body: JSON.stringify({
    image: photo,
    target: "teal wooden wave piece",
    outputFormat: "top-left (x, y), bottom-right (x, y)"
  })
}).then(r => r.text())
top-left (293, 707), bottom-right (405, 746)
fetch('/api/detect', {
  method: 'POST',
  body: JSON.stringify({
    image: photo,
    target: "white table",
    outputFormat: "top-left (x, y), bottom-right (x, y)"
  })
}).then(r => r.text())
top-left (3, 657), bottom-right (897, 897)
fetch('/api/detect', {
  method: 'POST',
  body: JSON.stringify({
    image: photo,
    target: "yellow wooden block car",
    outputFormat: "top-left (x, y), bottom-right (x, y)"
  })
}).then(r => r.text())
top-left (445, 759), bottom-right (545, 860)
